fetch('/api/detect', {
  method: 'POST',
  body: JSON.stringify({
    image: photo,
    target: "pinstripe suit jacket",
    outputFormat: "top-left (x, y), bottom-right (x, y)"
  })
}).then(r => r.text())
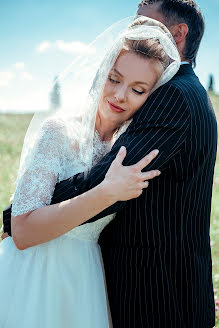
top-left (3, 65), bottom-right (217, 327)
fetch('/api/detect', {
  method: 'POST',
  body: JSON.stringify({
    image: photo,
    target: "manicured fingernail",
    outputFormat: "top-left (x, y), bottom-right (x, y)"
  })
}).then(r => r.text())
top-left (154, 149), bottom-right (159, 155)
top-left (157, 170), bottom-right (161, 175)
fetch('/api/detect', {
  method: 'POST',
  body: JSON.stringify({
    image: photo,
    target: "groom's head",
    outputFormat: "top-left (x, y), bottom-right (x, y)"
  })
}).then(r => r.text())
top-left (137, 0), bottom-right (205, 67)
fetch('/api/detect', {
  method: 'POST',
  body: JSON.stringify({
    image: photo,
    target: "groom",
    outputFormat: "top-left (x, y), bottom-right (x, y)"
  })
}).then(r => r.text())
top-left (2, 0), bottom-right (217, 327)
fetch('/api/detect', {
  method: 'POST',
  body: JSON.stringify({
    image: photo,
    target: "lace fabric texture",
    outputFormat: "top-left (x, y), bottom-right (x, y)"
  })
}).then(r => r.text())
top-left (11, 116), bottom-right (120, 241)
top-left (12, 117), bottom-right (79, 216)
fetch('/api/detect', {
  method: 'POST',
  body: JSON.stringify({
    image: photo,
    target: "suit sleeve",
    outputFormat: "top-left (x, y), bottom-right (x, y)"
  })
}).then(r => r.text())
top-left (50, 83), bottom-right (191, 221)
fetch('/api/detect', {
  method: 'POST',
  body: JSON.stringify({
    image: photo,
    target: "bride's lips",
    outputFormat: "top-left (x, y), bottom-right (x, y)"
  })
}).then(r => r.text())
top-left (107, 101), bottom-right (125, 113)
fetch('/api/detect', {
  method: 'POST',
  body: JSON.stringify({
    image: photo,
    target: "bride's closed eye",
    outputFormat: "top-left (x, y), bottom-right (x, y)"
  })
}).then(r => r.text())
top-left (108, 75), bottom-right (119, 84)
top-left (132, 88), bottom-right (145, 95)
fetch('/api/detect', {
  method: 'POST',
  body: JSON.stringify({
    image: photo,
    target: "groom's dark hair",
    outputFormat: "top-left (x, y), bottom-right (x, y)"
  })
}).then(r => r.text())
top-left (138, 0), bottom-right (205, 67)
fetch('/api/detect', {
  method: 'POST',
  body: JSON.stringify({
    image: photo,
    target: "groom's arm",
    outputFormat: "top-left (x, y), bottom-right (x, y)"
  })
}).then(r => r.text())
top-left (51, 83), bottom-right (191, 220)
top-left (2, 83), bottom-right (190, 235)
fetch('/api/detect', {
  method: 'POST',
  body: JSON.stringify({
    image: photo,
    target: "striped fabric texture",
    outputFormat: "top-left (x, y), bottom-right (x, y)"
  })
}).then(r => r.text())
top-left (3, 64), bottom-right (217, 327)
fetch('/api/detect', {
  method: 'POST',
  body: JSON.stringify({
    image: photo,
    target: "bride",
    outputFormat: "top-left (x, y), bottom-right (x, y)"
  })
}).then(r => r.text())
top-left (0, 17), bottom-right (180, 327)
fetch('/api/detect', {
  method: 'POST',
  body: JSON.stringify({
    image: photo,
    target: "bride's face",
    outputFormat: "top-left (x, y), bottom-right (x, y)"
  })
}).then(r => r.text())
top-left (97, 51), bottom-right (163, 127)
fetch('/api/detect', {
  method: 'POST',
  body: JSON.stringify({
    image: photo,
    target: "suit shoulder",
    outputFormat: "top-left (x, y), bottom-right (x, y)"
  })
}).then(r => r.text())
top-left (168, 72), bottom-right (206, 99)
top-left (148, 81), bottom-right (190, 111)
top-left (168, 73), bottom-right (217, 130)
top-left (156, 73), bottom-right (210, 112)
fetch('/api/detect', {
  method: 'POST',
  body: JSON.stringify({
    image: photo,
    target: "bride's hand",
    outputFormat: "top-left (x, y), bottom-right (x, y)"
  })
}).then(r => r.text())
top-left (103, 146), bottom-right (161, 201)
top-left (1, 232), bottom-right (9, 241)
top-left (0, 225), bottom-right (9, 241)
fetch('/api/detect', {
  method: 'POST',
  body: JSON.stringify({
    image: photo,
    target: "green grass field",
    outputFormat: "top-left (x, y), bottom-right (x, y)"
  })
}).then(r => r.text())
top-left (0, 94), bottom-right (219, 325)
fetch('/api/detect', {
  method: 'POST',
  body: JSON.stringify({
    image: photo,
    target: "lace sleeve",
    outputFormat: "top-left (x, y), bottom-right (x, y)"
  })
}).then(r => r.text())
top-left (12, 118), bottom-right (68, 216)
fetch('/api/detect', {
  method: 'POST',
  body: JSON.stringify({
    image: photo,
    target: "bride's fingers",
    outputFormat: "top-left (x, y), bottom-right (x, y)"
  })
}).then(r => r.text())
top-left (141, 181), bottom-right (149, 189)
top-left (114, 146), bottom-right (127, 165)
top-left (141, 170), bottom-right (161, 181)
top-left (134, 181), bottom-right (149, 195)
top-left (133, 149), bottom-right (159, 171)
top-left (1, 232), bottom-right (9, 240)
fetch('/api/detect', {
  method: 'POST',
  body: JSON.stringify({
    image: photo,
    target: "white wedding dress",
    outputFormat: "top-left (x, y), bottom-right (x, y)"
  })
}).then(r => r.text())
top-left (0, 117), bottom-right (116, 328)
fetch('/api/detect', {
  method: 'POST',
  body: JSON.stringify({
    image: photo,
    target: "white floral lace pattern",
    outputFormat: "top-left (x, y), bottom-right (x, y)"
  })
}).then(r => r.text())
top-left (12, 117), bottom-right (78, 216)
top-left (11, 117), bottom-right (130, 241)
top-left (65, 214), bottom-right (115, 241)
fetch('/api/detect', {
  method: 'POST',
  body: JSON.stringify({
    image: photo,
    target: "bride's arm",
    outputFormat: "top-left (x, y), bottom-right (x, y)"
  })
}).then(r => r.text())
top-left (12, 141), bottom-right (160, 250)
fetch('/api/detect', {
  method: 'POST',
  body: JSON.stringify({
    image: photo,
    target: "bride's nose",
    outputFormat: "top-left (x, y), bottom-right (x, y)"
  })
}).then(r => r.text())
top-left (114, 85), bottom-right (127, 102)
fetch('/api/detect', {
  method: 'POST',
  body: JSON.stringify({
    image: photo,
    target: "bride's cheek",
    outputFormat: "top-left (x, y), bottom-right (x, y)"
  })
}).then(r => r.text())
top-left (137, 96), bottom-right (148, 111)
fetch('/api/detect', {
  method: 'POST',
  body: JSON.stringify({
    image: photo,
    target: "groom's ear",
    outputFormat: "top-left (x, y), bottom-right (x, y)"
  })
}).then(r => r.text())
top-left (168, 23), bottom-right (189, 61)
top-left (169, 23), bottom-right (189, 45)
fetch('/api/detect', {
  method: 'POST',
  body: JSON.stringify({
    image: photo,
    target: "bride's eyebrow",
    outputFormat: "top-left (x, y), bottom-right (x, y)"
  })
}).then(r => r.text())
top-left (112, 68), bottom-right (123, 77)
top-left (134, 81), bottom-right (149, 86)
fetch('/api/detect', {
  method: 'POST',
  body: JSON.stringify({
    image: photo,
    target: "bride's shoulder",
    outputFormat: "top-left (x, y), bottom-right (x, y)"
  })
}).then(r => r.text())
top-left (36, 115), bottom-right (83, 148)
top-left (37, 115), bottom-right (83, 154)
top-left (38, 116), bottom-right (72, 141)
top-left (40, 116), bottom-right (67, 133)
top-left (29, 117), bottom-right (69, 155)
top-left (41, 115), bottom-right (82, 131)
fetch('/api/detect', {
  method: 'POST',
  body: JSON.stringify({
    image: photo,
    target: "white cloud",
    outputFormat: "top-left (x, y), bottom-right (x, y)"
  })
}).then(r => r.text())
top-left (14, 62), bottom-right (25, 70)
top-left (36, 39), bottom-right (95, 55)
top-left (0, 72), bottom-right (15, 87)
top-left (36, 41), bottom-right (51, 53)
top-left (21, 72), bottom-right (33, 80)
top-left (55, 40), bottom-right (96, 55)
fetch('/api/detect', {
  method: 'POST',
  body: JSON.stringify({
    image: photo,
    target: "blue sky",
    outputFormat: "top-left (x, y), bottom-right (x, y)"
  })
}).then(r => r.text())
top-left (0, 0), bottom-right (218, 112)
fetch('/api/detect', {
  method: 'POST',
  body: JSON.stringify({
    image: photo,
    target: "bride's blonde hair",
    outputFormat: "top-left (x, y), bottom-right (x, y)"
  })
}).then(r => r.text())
top-left (121, 17), bottom-right (170, 70)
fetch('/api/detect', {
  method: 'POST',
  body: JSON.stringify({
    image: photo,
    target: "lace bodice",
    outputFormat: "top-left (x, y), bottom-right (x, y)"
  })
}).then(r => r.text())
top-left (12, 117), bottom-right (117, 241)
